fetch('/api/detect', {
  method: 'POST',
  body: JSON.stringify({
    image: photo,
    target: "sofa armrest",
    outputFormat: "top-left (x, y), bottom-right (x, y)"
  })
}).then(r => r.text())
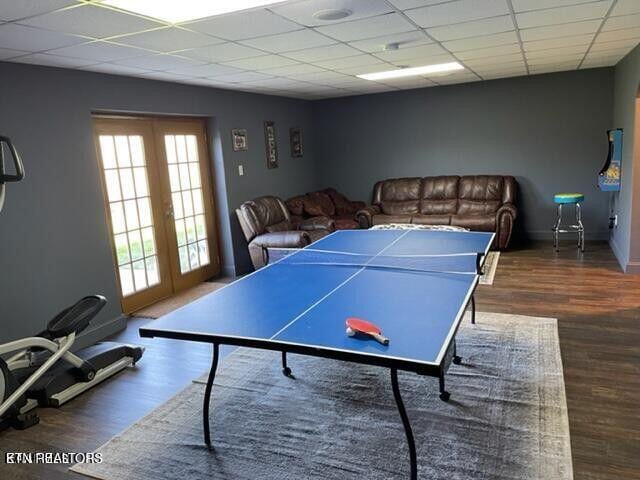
top-left (299, 216), bottom-right (335, 232)
top-left (495, 203), bottom-right (517, 249)
top-left (355, 205), bottom-right (381, 229)
top-left (350, 200), bottom-right (367, 211)
top-left (248, 231), bottom-right (310, 269)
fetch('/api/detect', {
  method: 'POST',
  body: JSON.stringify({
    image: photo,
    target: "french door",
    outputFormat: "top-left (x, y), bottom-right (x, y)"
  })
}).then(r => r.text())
top-left (94, 116), bottom-right (220, 313)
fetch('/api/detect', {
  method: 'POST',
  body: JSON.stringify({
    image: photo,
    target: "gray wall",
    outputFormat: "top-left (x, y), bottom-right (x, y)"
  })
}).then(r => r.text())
top-left (610, 44), bottom-right (640, 273)
top-left (0, 61), bottom-right (317, 342)
top-left (313, 68), bottom-right (614, 241)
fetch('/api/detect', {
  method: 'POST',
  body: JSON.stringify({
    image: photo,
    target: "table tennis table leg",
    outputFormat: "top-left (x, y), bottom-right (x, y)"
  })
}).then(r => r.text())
top-left (471, 295), bottom-right (476, 324)
top-left (390, 368), bottom-right (417, 480)
top-left (439, 371), bottom-right (450, 402)
top-left (281, 351), bottom-right (294, 378)
top-left (453, 339), bottom-right (462, 365)
top-left (203, 343), bottom-right (219, 448)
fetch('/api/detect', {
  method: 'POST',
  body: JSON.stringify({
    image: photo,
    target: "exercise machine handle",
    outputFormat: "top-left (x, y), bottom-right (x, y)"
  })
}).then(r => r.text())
top-left (0, 136), bottom-right (25, 183)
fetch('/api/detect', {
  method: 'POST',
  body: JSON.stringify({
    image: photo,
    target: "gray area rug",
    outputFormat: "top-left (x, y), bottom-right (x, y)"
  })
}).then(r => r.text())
top-left (71, 312), bottom-right (572, 480)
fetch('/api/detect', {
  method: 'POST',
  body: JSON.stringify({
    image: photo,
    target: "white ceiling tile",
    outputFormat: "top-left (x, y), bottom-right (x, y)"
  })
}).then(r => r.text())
top-left (242, 77), bottom-right (314, 89)
top-left (0, 0), bottom-right (78, 22)
top-left (596, 27), bottom-right (640, 43)
top-left (314, 54), bottom-right (386, 69)
top-left (19, 4), bottom-right (164, 39)
top-left (0, 47), bottom-right (28, 59)
top-left (482, 70), bottom-right (524, 80)
top-left (519, 19), bottom-right (600, 41)
top-left (523, 34), bottom-right (594, 50)
top-left (0, 23), bottom-right (86, 51)
top-left (210, 71), bottom-right (274, 82)
top-left (526, 44), bottom-right (589, 59)
top-left (527, 55), bottom-right (582, 67)
top-left (473, 61), bottom-right (526, 75)
top-left (11, 52), bottom-right (98, 68)
top-left (287, 70), bottom-right (354, 82)
top-left (283, 43), bottom-right (362, 62)
top-left (512, 0), bottom-right (604, 13)
top-left (222, 54), bottom-right (298, 70)
top-left (590, 38), bottom-right (639, 52)
top-left (387, 1), bottom-right (445, 10)
top-left (84, 63), bottom-right (150, 75)
top-left (186, 10), bottom-right (300, 41)
top-left (239, 29), bottom-right (335, 53)
top-left (167, 63), bottom-right (244, 77)
top-left (261, 63), bottom-right (327, 75)
top-left (464, 53), bottom-right (524, 67)
top-left (443, 31), bottom-right (519, 52)
top-left (405, 0), bottom-right (509, 28)
top-left (271, 0), bottom-right (393, 27)
top-left (113, 27), bottom-right (224, 53)
top-left (388, 53), bottom-right (456, 67)
top-left (47, 41), bottom-right (146, 62)
top-left (455, 43), bottom-right (522, 60)
top-left (433, 71), bottom-right (481, 84)
top-left (315, 12), bottom-right (415, 42)
top-left (580, 55), bottom-right (619, 68)
top-left (348, 31), bottom-right (431, 53)
top-left (602, 14), bottom-right (640, 32)
top-left (516, 1), bottom-right (612, 29)
top-left (180, 43), bottom-right (268, 63)
top-left (427, 15), bottom-right (514, 41)
top-left (611, 0), bottom-right (640, 16)
top-left (112, 53), bottom-right (204, 71)
top-left (529, 61), bottom-right (581, 73)
top-left (372, 42), bottom-right (448, 61)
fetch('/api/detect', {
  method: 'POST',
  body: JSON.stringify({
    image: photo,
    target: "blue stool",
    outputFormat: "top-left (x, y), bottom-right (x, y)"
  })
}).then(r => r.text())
top-left (552, 193), bottom-right (584, 252)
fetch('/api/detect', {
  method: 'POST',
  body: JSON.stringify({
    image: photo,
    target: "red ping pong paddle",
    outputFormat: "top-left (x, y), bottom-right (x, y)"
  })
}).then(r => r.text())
top-left (346, 317), bottom-right (389, 345)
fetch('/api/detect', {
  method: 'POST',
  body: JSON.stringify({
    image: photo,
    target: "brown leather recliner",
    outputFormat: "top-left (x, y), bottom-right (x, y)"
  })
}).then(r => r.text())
top-left (236, 196), bottom-right (335, 269)
top-left (356, 176), bottom-right (517, 249)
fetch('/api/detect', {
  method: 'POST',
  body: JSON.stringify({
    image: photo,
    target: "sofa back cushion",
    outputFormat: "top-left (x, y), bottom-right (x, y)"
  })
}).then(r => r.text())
top-left (322, 188), bottom-right (357, 215)
top-left (457, 176), bottom-right (504, 215)
top-left (285, 195), bottom-right (305, 216)
top-left (374, 177), bottom-right (421, 215)
top-left (237, 196), bottom-right (291, 241)
top-left (304, 191), bottom-right (335, 217)
top-left (419, 176), bottom-right (459, 214)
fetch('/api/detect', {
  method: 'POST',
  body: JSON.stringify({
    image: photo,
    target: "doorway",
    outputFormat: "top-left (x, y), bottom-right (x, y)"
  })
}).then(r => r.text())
top-left (93, 116), bottom-right (220, 313)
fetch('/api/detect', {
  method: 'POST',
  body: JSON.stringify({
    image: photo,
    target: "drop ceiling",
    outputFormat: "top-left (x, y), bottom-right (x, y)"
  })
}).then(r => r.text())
top-left (0, 0), bottom-right (638, 100)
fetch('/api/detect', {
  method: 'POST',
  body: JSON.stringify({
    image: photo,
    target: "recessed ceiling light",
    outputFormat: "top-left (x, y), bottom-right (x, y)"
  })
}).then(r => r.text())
top-left (312, 9), bottom-right (353, 21)
top-left (357, 62), bottom-right (464, 81)
top-left (101, 0), bottom-right (289, 23)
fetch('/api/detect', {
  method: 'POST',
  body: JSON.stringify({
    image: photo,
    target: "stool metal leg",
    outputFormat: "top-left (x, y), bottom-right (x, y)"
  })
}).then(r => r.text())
top-left (553, 204), bottom-right (562, 252)
top-left (576, 202), bottom-right (585, 252)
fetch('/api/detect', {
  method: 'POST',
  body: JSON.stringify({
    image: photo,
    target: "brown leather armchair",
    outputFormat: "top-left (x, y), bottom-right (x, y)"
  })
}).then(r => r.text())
top-left (236, 196), bottom-right (335, 269)
top-left (356, 176), bottom-right (517, 249)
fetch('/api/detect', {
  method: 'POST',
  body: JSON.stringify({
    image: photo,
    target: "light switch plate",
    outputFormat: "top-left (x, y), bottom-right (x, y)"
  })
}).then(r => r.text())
top-left (238, 165), bottom-right (244, 176)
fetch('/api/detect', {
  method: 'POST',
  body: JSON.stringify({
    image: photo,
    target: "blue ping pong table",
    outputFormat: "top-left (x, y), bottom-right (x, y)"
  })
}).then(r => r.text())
top-left (140, 228), bottom-right (494, 479)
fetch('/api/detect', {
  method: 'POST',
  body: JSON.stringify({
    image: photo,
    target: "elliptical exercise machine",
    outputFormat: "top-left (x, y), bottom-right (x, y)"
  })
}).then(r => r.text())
top-left (0, 137), bottom-right (144, 431)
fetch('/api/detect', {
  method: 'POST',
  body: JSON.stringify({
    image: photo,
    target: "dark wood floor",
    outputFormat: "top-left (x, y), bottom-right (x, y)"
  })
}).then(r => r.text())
top-left (1, 240), bottom-right (638, 479)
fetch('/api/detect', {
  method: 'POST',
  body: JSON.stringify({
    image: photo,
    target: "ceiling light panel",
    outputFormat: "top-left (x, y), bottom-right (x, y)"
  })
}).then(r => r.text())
top-left (101, 0), bottom-right (289, 23)
top-left (358, 62), bottom-right (464, 81)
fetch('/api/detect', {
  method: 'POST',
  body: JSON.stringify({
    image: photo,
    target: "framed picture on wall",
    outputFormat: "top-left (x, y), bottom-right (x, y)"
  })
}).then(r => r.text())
top-left (290, 127), bottom-right (303, 157)
top-left (264, 121), bottom-right (278, 169)
top-left (231, 128), bottom-right (248, 151)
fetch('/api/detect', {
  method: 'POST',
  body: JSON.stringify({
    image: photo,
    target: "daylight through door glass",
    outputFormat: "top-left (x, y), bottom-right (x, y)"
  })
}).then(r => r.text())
top-left (98, 135), bottom-right (160, 296)
top-left (165, 134), bottom-right (210, 274)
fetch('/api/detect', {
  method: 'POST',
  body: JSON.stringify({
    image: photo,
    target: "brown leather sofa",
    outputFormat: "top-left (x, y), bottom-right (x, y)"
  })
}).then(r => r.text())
top-left (356, 176), bottom-right (517, 249)
top-left (236, 196), bottom-right (335, 269)
top-left (286, 188), bottom-right (366, 230)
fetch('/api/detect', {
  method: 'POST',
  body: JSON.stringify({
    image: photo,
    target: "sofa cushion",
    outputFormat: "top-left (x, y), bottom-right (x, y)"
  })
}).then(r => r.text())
top-left (376, 177), bottom-right (421, 215)
top-left (322, 188), bottom-right (358, 215)
top-left (304, 191), bottom-right (335, 217)
top-left (419, 176), bottom-right (459, 214)
top-left (372, 214), bottom-right (413, 225)
top-left (265, 220), bottom-right (290, 233)
top-left (285, 195), bottom-right (305, 216)
top-left (457, 176), bottom-right (503, 214)
top-left (411, 214), bottom-right (451, 226)
top-left (451, 214), bottom-right (496, 231)
top-left (333, 215), bottom-right (359, 230)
